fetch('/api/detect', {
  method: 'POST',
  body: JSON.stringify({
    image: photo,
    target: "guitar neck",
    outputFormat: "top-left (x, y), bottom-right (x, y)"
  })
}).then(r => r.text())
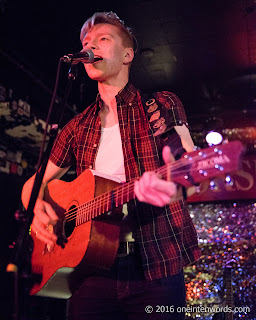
top-left (71, 141), bottom-right (243, 226)
top-left (75, 165), bottom-right (168, 225)
top-left (76, 177), bottom-right (136, 225)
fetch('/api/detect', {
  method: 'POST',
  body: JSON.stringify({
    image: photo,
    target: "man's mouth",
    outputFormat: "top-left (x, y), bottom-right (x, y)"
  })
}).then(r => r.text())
top-left (93, 56), bottom-right (103, 63)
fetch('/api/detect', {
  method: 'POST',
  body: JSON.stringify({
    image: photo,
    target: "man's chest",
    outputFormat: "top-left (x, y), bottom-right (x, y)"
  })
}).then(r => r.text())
top-left (98, 105), bottom-right (118, 128)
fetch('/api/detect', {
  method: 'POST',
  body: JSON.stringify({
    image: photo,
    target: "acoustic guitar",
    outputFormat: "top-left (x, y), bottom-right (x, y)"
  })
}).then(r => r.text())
top-left (28, 141), bottom-right (244, 298)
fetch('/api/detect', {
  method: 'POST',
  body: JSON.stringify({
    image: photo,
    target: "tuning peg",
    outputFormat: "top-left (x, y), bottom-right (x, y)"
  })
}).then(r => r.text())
top-left (184, 154), bottom-right (192, 160)
top-left (215, 164), bottom-right (223, 171)
top-left (198, 151), bottom-right (206, 157)
top-left (199, 169), bottom-right (208, 176)
top-left (225, 175), bottom-right (234, 186)
top-left (213, 148), bottom-right (223, 155)
top-left (209, 180), bottom-right (218, 190)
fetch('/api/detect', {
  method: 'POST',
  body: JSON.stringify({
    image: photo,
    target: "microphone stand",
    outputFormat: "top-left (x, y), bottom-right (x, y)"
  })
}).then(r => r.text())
top-left (6, 59), bottom-right (79, 320)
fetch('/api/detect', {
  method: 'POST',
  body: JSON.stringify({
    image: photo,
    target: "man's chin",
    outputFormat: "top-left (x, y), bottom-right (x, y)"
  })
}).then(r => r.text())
top-left (85, 69), bottom-right (102, 80)
top-left (88, 75), bottom-right (106, 82)
top-left (86, 72), bottom-right (106, 82)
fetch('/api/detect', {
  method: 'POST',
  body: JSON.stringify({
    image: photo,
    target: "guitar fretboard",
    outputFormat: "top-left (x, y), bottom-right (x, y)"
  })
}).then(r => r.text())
top-left (62, 141), bottom-right (243, 228)
top-left (74, 179), bottom-right (136, 226)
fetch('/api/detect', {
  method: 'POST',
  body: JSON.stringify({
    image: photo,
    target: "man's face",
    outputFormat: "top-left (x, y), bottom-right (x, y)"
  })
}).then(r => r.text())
top-left (81, 23), bottom-right (132, 83)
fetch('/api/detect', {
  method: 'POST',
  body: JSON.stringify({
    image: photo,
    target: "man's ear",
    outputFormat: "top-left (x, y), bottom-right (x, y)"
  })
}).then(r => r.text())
top-left (124, 47), bottom-right (134, 64)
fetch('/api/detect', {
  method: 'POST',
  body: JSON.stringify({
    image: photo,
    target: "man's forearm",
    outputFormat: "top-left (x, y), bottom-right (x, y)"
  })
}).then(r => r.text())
top-left (21, 175), bottom-right (47, 209)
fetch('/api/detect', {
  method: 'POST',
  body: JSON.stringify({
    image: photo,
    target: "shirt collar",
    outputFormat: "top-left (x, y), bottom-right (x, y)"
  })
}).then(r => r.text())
top-left (95, 82), bottom-right (138, 113)
top-left (116, 82), bottom-right (137, 105)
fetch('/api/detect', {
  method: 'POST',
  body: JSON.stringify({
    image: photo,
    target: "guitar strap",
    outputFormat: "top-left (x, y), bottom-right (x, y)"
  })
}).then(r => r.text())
top-left (140, 91), bottom-right (188, 199)
top-left (140, 91), bottom-right (186, 161)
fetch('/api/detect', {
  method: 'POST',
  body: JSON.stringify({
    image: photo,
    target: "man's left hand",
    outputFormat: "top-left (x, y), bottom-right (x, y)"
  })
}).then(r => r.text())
top-left (134, 146), bottom-right (178, 207)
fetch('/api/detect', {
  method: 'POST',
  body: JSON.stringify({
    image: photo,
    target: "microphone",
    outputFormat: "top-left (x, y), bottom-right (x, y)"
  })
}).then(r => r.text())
top-left (61, 49), bottom-right (94, 64)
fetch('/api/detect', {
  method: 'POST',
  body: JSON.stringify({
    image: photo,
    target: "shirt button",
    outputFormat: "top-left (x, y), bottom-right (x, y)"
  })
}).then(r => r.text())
top-left (89, 165), bottom-right (92, 169)
top-left (93, 143), bottom-right (97, 148)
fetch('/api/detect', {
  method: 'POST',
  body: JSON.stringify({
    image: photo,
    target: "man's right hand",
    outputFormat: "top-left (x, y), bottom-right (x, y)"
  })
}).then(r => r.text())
top-left (30, 198), bottom-right (58, 246)
top-left (21, 161), bottom-right (70, 246)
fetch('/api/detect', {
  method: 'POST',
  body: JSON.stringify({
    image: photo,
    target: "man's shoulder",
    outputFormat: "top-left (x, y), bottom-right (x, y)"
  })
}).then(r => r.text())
top-left (61, 100), bottom-right (97, 131)
top-left (73, 100), bottom-right (97, 120)
top-left (154, 91), bottom-right (183, 107)
top-left (140, 90), bottom-right (183, 110)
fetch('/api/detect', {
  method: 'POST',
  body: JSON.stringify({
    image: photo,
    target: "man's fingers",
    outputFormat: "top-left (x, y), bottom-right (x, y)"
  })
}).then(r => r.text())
top-left (141, 172), bottom-right (176, 196)
top-left (135, 182), bottom-right (174, 207)
top-left (44, 202), bottom-right (58, 224)
top-left (134, 173), bottom-right (177, 207)
top-left (162, 145), bottom-right (175, 164)
top-left (31, 199), bottom-right (58, 245)
top-left (150, 177), bottom-right (176, 196)
top-left (34, 233), bottom-right (55, 247)
top-left (31, 218), bottom-right (57, 242)
top-left (35, 208), bottom-right (51, 226)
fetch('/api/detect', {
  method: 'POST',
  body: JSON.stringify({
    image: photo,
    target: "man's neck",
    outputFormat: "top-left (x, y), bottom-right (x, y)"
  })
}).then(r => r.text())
top-left (98, 80), bottom-right (128, 108)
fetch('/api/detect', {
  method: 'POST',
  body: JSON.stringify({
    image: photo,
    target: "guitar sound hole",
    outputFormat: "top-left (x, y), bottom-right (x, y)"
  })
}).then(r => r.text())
top-left (64, 205), bottom-right (77, 237)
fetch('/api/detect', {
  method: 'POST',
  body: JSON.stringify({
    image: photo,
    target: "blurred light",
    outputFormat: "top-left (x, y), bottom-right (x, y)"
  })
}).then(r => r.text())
top-left (205, 131), bottom-right (223, 145)
top-left (225, 175), bottom-right (234, 186)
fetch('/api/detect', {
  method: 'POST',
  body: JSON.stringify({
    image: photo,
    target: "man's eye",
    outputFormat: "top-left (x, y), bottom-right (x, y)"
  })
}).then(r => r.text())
top-left (83, 42), bottom-right (88, 47)
top-left (101, 37), bottom-right (108, 41)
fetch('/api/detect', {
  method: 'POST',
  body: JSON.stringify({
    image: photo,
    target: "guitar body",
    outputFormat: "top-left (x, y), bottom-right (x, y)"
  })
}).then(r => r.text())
top-left (27, 141), bottom-right (244, 299)
top-left (30, 170), bottom-right (121, 298)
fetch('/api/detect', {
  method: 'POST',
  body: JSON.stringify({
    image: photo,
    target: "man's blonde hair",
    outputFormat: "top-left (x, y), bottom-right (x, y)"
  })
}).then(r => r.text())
top-left (80, 12), bottom-right (137, 52)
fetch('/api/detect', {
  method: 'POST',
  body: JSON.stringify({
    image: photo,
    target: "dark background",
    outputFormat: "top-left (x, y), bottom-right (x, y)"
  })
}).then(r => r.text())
top-left (1, 0), bottom-right (256, 124)
top-left (0, 1), bottom-right (256, 319)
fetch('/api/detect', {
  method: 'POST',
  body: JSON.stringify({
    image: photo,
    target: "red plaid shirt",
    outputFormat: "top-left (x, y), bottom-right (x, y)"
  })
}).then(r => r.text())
top-left (50, 82), bottom-right (201, 280)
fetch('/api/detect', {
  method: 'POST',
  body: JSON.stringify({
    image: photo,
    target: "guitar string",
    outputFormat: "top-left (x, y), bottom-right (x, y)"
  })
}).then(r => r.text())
top-left (64, 157), bottom-right (191, 221)
top-left (65, 164), bottom-right (216, 223)
top-left (70, 179), bottom-right (136, 223)
top-left (65, 149), bottom-right (225, 222)
top-left (64, 149), bottom-right (223, 223)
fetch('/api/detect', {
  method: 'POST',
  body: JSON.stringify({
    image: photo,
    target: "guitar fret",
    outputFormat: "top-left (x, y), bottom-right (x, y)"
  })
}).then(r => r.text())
top-left (80, 208), bottom-right (83, 224)
top-left (99, 196), bottom-right (102, 217)
top-left (106, 194), bottom-right (110, 213)
top-left (91, 202), bottom-right (93, 219)
top-left (106, 193), bottom-right (109, 212)
top-left (92, 198), bottom-right (96, 218)
top-left (81, 206), bottom-right (84, 224)
top-left (78, 208), bottom-right (81, 225)
top-left (108, 195), bottom-right (111, 210)
top-left (77, 210), bottom-right (79, 225)
top-left (120, 188), bottom-right (123, 206)
top-left (95, 198), bottom-right (97, 218)
top-left (86, 204), bottom-right (89, 222)
top-left (116, 188), bottom-right (118, 207)
top-left (77, 206), bottom-right (82, 226)
top-left (89, 201), bottom-right (92, 220)
top-left (101, 195), bottom-right (105, 215)
top-left (98, 196), bottom-right (100, 217)
top-left (75, 209), bottom-right (78, 226)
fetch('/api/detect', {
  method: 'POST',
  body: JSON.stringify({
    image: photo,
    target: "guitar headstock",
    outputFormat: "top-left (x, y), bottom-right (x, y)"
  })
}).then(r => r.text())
top-left (171, 141), bottom-right (245, 187)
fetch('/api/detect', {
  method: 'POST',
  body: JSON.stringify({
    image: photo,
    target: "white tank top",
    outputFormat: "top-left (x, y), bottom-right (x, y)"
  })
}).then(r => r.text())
top-left (94, 123), bottom-right (126, 182)
top-left (94, 123), bottom-right (134, 242)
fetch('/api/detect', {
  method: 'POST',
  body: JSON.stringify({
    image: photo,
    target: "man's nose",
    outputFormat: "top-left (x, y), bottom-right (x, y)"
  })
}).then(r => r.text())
top-left (87, 40), bottom-right (98, 50)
